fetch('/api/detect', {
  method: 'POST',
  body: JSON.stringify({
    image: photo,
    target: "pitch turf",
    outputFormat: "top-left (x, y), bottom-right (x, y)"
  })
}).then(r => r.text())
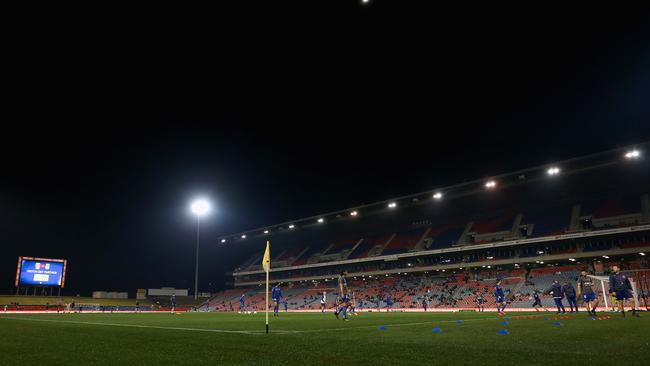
top-left (0, 311), bottom-right (647, 365)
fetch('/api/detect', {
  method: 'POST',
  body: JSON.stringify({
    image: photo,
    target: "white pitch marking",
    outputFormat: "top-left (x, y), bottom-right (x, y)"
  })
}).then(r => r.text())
top-left (0, 316), bottom-right (263, 335)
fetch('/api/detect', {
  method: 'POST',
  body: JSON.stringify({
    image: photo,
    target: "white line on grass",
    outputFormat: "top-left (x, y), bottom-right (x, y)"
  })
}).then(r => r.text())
top-left (0, 316), bottom-right (268, 335)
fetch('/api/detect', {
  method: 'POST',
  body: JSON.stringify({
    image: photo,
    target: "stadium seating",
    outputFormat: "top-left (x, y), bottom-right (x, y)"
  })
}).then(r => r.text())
top-left (382, 228), bottom-right (426, 255)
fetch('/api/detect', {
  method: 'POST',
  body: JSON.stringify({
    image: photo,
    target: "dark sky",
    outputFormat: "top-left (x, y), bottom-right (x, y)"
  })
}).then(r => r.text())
top-left (1, 2), bottom-right (650, 295)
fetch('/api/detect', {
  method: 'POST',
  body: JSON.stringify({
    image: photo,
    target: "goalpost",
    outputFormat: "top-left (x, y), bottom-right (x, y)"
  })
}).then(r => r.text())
top-left (588, 275), bottom-right (640, 310)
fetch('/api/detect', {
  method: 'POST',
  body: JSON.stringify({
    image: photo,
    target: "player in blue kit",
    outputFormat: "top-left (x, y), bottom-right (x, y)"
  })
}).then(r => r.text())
top-left (283, 299), bottom-right (288, 312)
top-left (271, 283), bottom-right (282, 317)
top-left (577, 271), bottom-right (599, 316)
top-left (548, 280), bottom-right (566, 314)
top-left (334, 271), bottom-right (350, 321)
top-left (608, 265), bottom-right (640, 317)
top-left (239, 294), bottom-right (246, 313)
top-left (494, 280), bottom-right (506, 315)
top-left (385, 292), bottom-right (393, 312)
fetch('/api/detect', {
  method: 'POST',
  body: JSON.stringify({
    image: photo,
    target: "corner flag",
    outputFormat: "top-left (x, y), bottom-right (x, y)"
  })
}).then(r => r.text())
top-left (262, 241), bottom-right (271, 272)
top-left (262, 241), bottom-right (270, 334)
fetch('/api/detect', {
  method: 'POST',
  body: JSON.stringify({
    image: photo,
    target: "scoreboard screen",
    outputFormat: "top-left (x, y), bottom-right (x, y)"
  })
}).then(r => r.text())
top-left (15, 257), bottom-right (67, 287)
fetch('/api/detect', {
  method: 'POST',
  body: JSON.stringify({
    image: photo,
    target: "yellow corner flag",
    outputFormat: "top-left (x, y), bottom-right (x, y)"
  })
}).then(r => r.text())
top-left (262, 241), bottom-right (270, 334)
top-left (262, 241), bottom-right (271, 272)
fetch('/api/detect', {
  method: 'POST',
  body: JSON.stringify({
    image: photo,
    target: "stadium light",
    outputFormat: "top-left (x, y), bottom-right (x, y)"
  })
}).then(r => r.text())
top-left (221, 239), bottom-right (226, 243)
top-left (350, 211), bottom-right (358, 216)
top-left (433, 192), bottom-right (442, 200)
top-left (317, 218), bottom-right (324, 223)
top-left (241, 234), bottom-right (247, 239)
top-left (547, 167), bottom-right (561, 176)
top-left (602, 255), bottom-right (609, 259)
top-left (640, 252), bottom-right (646, 256)
top-left (289, 224), bottom-right (295, 229)
top-left (189, 198), bottom-right (211, 300)
top-left (486, 256), bottom-right (494, 260)
top-left (264, 230), bottom-right (269, 234)
top-left (190, 199), bottom-right (211, 217)
top-left (624, 150), bottom-right (640, 159)
top-left (485, 180), bottom-right (497, 189)
top-left (388, 202), bottom-right (397, 208)
top-left (568, 258), bottom-right (576, 262)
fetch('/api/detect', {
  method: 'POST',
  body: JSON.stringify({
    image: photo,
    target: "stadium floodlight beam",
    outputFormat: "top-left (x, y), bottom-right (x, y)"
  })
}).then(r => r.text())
top-left (350, 211), bottom-right (358, 216)
top-left (485, 180), bottom-right (497, 188)
top-left (388, 202), bottom-right (397, 208)
top-left (317, 218), bottom-right (324, 223)
top-left (289, 224), bottom-right (295, 229)
top-left (190, 198), bottom-right (211, 300)
top-left (264, 230), bottom-right (269, 234)
top-left (221, 239), bottom-right (226, 243)
top-left (241, 234), bottom-right (246, 239)
top-left (640, 252), bottom-right (646, 256)
top-left (433, 192), bottom-right (442, 200)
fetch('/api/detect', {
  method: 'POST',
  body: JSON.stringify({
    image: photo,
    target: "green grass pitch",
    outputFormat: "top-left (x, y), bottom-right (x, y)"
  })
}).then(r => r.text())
top-left (0, 311), bottom-right (647, 365)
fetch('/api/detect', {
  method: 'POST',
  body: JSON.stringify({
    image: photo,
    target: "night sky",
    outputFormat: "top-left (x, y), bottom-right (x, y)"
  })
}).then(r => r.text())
top-left (1, 2), bottom-right (649, 295)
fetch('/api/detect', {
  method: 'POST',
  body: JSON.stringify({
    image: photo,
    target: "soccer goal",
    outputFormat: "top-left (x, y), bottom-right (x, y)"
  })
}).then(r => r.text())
top-left (588, 275), bottom-right (639, 310)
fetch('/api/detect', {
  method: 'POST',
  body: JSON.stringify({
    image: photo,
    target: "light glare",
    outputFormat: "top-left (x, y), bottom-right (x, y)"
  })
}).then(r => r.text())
top-left (190, 199), bottom-right (211, 216)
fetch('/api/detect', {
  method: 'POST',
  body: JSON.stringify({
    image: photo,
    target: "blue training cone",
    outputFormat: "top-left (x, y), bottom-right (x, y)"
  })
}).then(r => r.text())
top-left (498, 329), bottom-right (509, 335)
top-left (379, 326), bottom-right (387, 331)
top-left (432, 327), bottom-right (442, 333)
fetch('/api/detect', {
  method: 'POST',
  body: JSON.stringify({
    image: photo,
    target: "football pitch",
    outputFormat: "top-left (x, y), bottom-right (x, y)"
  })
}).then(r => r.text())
top-left (0, 311), bottom-right (647, 366)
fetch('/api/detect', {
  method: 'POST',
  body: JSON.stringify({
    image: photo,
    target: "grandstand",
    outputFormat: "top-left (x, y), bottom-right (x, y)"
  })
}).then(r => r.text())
top-left (202, 146), bottom-right (650, 312)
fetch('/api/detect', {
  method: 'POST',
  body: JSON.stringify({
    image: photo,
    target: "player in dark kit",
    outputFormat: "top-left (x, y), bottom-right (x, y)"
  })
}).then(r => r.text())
top-left (548, 280), bottom-right (566, 314)
top-left (577, 271), bottom-right (599, 316)
top-left (334, 271), bottom-right (350, 321)
top-left (531, 289), bottom-right (548, 311)
top-left (608, 265), bottom-right (640, 317)
top-left (563, 281), bottom-right (578, 313)
top-left (320, 291), bottom-right (327, 313)
top-left (475, 293), bottom-right (485, 312)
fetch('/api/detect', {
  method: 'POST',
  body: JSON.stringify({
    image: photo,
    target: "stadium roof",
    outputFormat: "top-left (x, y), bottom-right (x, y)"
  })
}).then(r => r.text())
top-left (219, 142), bottom-right (650, 244)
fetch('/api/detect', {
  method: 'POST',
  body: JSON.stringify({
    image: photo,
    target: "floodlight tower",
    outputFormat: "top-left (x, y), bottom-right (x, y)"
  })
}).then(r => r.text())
top-left (190, 198), bottom-right (211, 300)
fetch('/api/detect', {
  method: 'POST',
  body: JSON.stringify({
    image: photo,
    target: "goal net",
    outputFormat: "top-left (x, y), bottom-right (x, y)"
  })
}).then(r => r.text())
top-left (588, 275), bottom-right (639, 310)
